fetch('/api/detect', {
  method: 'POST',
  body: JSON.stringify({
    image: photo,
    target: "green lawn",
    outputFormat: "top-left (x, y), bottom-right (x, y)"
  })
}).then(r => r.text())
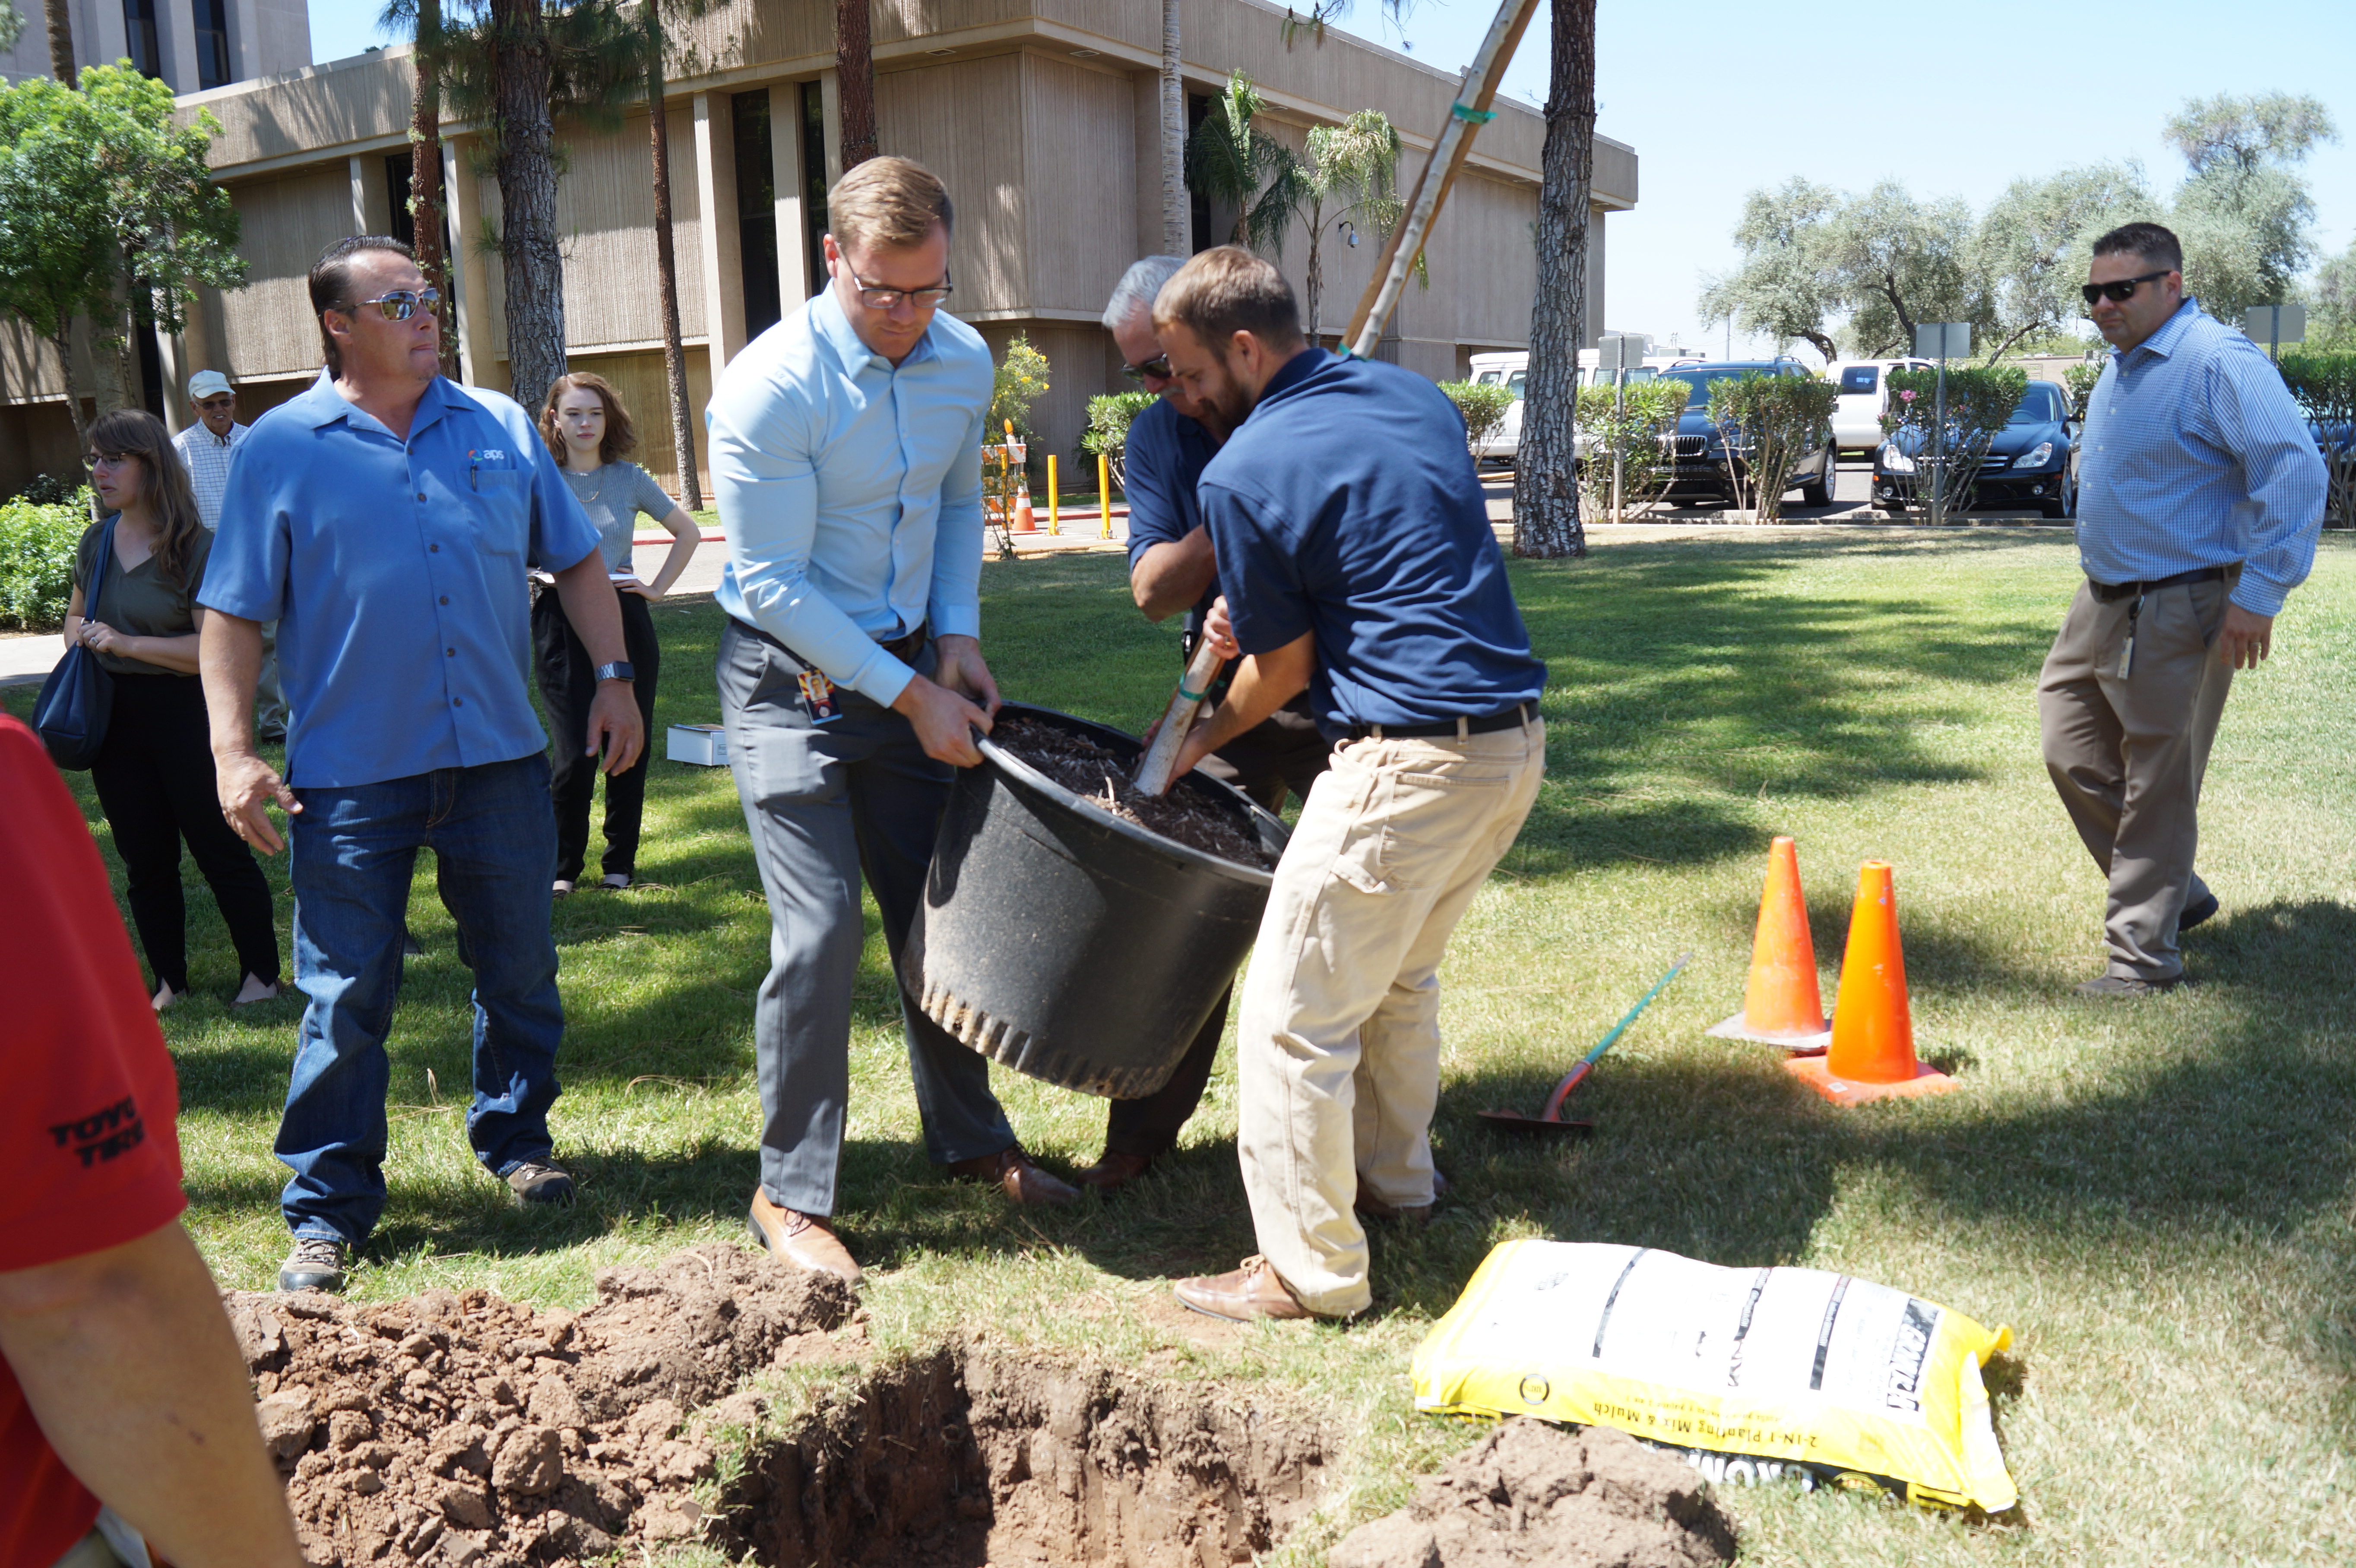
top-left (10, 528), bottom-right (2354, 1566)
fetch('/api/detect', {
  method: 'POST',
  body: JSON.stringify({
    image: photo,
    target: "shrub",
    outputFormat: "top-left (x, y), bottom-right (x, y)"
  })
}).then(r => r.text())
top-left (1438, 379), bottom-right (1516, 458)
top-left (1079, 391), bottom-right (1157, 493)
top-left (2276, 350), bottom-right (2356, 529)
top-left (2063, 360), bottom-right (2104, 421)
top-left (0, 487), bottom-right (90, 629)
top-left (1574, 379), bottom-right (1691, 517)
top-left (10, 471), bottom-right (83, 506)
top-left (1880, 364), bottom-right (2028, 516)
top-left (1706, 374), bottom-right (1839, 523)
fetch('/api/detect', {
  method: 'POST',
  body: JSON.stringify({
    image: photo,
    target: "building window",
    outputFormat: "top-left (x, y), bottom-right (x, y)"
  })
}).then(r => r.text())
top-left (121, 0), bottom-right (162, 80)
top-left (801, 82), bottom-right (829, 300)
top-left (384, 153), bottom-right (415, 249)
top-left (1187, 93), bottom-right (1212, 253)
top-left (194, 0), bottom-right (233, 90)
top-left (733, 91), bottom-right (781, 339)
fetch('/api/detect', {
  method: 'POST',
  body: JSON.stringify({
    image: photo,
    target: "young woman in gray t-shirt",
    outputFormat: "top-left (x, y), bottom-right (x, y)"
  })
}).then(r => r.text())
top-left (535, 373), bottom-right (703, 892)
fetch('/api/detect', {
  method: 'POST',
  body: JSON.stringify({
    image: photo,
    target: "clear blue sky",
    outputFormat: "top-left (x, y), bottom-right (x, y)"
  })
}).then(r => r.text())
top-left (310, 0), bottom-right (2356, 358)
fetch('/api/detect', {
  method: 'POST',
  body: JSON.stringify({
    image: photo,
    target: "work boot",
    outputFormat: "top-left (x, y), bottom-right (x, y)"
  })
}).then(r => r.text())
top-left (1073, 1150), bottom-right (1156, 1193)
top-left (747, 1190), bottom-right (861, 1284)
top-left (279, 1235), bottom-right (349, 1293)
top-left (946, 1146), bottom-right (1080, 1208)
top-left (2077, 973), bottom-right (2181, 998)
top-left (1172, 1255), bottom-right (1316, 1322)
top-left (2179, 890), bottom-right (2220, 934)
top-left (505, 1161), bottom-right (577, 1207)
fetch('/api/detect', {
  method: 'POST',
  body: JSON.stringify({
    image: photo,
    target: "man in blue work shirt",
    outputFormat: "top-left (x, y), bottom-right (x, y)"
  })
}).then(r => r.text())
top-left (1153, 248), bottom-right (1548, 1322)
top-left (1073, 256), bottom-right (1333, 1194)
top-left (199, 236), bottom-right (645, 1293)
top-left (2039, 222), bottom-right (2324, 997)
top-left (709, 157), bottom-right (1078, 1288)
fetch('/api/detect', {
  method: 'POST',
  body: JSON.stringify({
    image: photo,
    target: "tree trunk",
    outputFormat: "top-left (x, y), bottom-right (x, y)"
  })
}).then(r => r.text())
top-left (1304, 199), bottom-right (1325, 345)
top-left (489, 0), bottom-right (566, 414)
top-left (645, 7), bottom-right (700, 508)
top-left (409, 0), bottom-right (458, 379)
top-left (834, 0), bottom-right (877, 170)
top-left (1159, 0), bottom-right (1186, 255)
top-left (42, 0), bottom-right (74, 83)
top-left (50, 329), bottom-right (95, 518)
top-left (1511, 0), bottom-right (1596, 560)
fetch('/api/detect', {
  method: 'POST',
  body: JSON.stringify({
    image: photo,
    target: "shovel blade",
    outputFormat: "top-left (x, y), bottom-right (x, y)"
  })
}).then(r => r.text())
top-left (1477, 1109), bottom-right (1596, 1138)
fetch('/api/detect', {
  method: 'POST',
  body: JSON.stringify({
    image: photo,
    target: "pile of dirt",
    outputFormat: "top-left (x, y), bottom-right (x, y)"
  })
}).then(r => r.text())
top-left (1328, 1419), bottom-right (1737, 1568)
top-left (989, 716), bottom-right (1272, 870)
top-left (721, 1344), bottom-right (1330, 1567)
top-left (226, 1243), bottom-right (854, 1566)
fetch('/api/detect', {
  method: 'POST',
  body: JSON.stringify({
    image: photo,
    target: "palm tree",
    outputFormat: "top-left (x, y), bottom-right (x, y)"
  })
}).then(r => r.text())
top-left (636, 0), bottom-right (710, 506)
top-left (40, 0), bottom-right (74, 83)
top-left (835, 0), bottom-right (877, 169)
top-left (388, 0), bottom-right (459, 379)
top-left (1298, 110), bottom-right (1408, 345)
top-left (1512, 0), bottom-right (1596, 560)
top-left (1185, 73), bottom-right (1304, 257)
top-left (1159, 0), bottom-right (1185, 255)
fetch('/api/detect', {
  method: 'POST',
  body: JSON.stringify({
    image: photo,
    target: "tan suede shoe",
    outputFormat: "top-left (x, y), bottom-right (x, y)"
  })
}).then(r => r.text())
top-left (1172, 1255), bottom-right (1316, 1322)
top-left (945, 1146), bottom-right (1080, 1208)
top-left (747, 1189), bottom-right (861, 1284)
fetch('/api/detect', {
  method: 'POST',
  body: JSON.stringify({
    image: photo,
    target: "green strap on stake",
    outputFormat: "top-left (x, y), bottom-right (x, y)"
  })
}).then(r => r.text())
top-left (1451, 102), bottom-right (1498, 123)
top-left (1177, 682), bottom-right (1208, 702)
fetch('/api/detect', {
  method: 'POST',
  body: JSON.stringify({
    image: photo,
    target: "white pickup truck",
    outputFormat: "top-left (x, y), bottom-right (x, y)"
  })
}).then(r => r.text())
top-left (1829, 358), bottom-right (1934, 454)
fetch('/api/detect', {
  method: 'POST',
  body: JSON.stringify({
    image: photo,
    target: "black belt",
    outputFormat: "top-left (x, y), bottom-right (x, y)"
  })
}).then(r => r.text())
top-left (1343, 702), bottom-right (1535, 742)
top-left (2089, 566), bottom-right (2230, 603)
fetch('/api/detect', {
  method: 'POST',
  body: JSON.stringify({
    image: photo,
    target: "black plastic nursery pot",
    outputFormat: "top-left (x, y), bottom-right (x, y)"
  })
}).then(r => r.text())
top-left (901, 703), bottom-right (1290, 1099)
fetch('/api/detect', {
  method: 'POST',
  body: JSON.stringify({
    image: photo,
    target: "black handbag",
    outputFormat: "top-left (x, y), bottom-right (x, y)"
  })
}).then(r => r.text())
top-left (33, 520), bottom-right (119, 771)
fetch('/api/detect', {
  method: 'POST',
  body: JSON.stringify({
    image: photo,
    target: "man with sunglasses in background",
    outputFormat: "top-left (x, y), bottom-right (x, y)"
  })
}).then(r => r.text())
top-left (174, 372), bottom-right (289, 742)
top-left (1066, 256), bottom-right (1334, 1195)
top-left (198, 235), bottom-right (643, 1293)
top-left (708, 156), bottom-right (1077, 1290)
top-left (2039, 221), bottom-right (2324, 997)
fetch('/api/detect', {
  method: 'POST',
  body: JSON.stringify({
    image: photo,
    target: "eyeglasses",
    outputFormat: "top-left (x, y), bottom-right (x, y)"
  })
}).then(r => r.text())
top-left (345, 288), bottom-right (442, 321)
top-left (82, 451), bottom-right (134, 471)
top-left (1120, 352), bottom-right (1174, 384)
top-left (2080, 271), bottom-right (2171, 307)
top-left (846, 269), bottom-right (953, 310)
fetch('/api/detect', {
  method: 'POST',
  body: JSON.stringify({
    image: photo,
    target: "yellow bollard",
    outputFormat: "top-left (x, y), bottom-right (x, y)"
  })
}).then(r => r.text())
top-left (1098, 452), bottom-right (1112, 540)
top-left (1047, 454), bottom-right (1059, 534)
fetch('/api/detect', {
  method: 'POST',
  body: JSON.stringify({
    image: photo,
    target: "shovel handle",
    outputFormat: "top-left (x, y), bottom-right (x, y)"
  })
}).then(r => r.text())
top-left (1534, 953), bottom-right (1690, 1121)
top-left (1134, 635), bottom-right (1228, 797)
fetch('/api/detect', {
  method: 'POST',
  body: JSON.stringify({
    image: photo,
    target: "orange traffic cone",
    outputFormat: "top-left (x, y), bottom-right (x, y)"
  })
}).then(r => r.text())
top-left (1707, 836), bottom-right (1831, 1052)
top-left (1785, 861), bottom-right (1958, 1106)
top-left (1013, 490), bottom-right (1037, 532)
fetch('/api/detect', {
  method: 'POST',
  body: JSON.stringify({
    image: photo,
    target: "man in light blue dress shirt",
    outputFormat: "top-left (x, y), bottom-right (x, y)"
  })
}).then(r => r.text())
top-left (710, 157), bottom-right (1077, 1287)
top-left (199, 237), bottom-right (644, 1292)
top-left (2038, 221), bottom-right (2324, 996)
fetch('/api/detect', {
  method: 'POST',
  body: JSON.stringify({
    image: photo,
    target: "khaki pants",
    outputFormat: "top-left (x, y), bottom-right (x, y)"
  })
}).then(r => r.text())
top-left (1237, 718), bottom-right (1545, 1316)
top-left (2036, 576), bottom-right (2234, 981)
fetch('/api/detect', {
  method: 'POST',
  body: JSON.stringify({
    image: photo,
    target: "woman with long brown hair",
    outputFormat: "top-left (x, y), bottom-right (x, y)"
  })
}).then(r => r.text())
top-left (534, 373), bottom-right (701, 892)
top-left (64, 409), bottom-right (281, 1008)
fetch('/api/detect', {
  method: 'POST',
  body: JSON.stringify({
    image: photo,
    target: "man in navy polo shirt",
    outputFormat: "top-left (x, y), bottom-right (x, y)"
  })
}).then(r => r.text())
top-left (1071, 256), bottom-right (1333, 1194)
top-left (199, 236), bottom-right (643, 1295)
top-left (1154, 248), bottom-right (1547, 1323)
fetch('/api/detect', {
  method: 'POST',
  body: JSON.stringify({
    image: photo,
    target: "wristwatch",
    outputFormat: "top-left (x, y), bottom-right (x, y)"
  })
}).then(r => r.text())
top-left (594, 661), bottom-right (636, 683)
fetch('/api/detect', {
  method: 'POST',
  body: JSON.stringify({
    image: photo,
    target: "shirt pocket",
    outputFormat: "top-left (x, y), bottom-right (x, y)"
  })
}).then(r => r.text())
top-left (1330, 760), bottom-right (1517, 895)
top-left (467, 470), bottom-right (531, 556)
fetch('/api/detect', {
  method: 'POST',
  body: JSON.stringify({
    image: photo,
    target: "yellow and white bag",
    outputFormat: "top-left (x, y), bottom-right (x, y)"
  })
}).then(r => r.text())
top-left (1412, 1240), bottom-right (2016, 1511)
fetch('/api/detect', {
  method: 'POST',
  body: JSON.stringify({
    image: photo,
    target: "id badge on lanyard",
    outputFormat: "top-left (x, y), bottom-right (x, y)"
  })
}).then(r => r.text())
top-left (797, 669), bottom-right (842, 724)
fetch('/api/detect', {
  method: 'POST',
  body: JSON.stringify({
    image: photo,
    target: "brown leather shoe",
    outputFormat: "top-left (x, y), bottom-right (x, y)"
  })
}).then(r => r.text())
top-left (946, 1146), bottom-right (1080, 1208)
top-left (747, 1189), bottom-right (861, 1284)
top-left (1073, 1149), bottom-right (1156, 1192)
top-left (1172, 1255), bottom-right (1316, 1322)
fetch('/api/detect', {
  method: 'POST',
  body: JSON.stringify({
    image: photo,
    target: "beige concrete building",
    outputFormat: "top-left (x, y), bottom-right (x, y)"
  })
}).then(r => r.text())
top-left (1, 0), bottom-right (1637, 498)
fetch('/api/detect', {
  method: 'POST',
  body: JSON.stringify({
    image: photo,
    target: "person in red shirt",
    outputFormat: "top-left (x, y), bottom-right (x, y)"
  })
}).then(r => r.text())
top-left (0, 714), bottom-right (302, 1568)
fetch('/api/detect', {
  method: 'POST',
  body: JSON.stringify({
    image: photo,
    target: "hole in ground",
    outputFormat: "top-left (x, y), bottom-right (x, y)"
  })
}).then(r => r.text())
top-left (720, 1344), bottom-right (1332, 1567)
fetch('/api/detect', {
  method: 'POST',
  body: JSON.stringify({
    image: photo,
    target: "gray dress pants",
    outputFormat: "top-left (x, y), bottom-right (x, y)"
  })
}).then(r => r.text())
top-left (717, 618), bottom-right (1017, 1217)
top-left (2036, 574), bottom-right (2234, 981)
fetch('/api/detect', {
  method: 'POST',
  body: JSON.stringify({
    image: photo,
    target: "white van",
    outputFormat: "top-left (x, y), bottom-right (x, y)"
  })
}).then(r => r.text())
top-left (1829, 359), bottom-right (1933, 454)
top-left (1466, 348), bottom-right (1709, 466)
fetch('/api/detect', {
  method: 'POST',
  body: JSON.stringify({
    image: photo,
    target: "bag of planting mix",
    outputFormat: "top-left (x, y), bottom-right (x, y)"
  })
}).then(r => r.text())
top-left (1411, 1239), bottom-right (2016, 1511)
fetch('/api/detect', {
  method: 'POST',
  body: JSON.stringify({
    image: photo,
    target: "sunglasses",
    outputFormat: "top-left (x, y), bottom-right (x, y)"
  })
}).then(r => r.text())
top-left (1120, 352), bottom-right (1174, 384)
top-left (2080, 270), bottom-right (2171, 307)
top-left (195, 395), bottom-right (235, 411)
top-left (846, 269), bottom-right (953, 310)
top-left (346, 288), bottom-right (442, 321)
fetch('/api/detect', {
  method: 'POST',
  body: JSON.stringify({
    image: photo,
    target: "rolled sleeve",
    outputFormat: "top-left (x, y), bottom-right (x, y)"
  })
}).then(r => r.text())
top-left (926, 405), bottom-right (987, 642)
top-left (712, 375), bottom-right (916, 706)
top-left (2214, 356), bottom-right (2326, 616)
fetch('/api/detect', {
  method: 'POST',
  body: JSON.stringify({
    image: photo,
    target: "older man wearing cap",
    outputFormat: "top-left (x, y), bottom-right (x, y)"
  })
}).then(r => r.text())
top-left (175, 370), bottom-right (286, 741)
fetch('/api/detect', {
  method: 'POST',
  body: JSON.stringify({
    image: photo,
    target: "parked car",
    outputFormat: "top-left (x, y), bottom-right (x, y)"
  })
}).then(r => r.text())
top-left (1872, 379), bottom-right (2078, 518)
top-left (1465, 348), bottom-right (1710, 467)
top-left (1654, 359), bottom-right (1837, 509)
top-left (1829, 359), bottom-right (1934, 453)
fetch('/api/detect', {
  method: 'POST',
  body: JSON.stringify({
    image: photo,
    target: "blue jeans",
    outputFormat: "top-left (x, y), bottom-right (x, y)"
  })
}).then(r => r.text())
top-left (277, 754), bottom-right (565, 1245)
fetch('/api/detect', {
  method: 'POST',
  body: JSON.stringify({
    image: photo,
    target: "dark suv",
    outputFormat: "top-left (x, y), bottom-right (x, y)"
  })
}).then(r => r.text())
top-left (1656, 359), bottom-right (1837, 509)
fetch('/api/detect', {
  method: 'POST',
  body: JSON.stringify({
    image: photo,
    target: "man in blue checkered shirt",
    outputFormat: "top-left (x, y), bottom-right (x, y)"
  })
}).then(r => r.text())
top-left (2039, 221), bottom-right (2325, 997)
